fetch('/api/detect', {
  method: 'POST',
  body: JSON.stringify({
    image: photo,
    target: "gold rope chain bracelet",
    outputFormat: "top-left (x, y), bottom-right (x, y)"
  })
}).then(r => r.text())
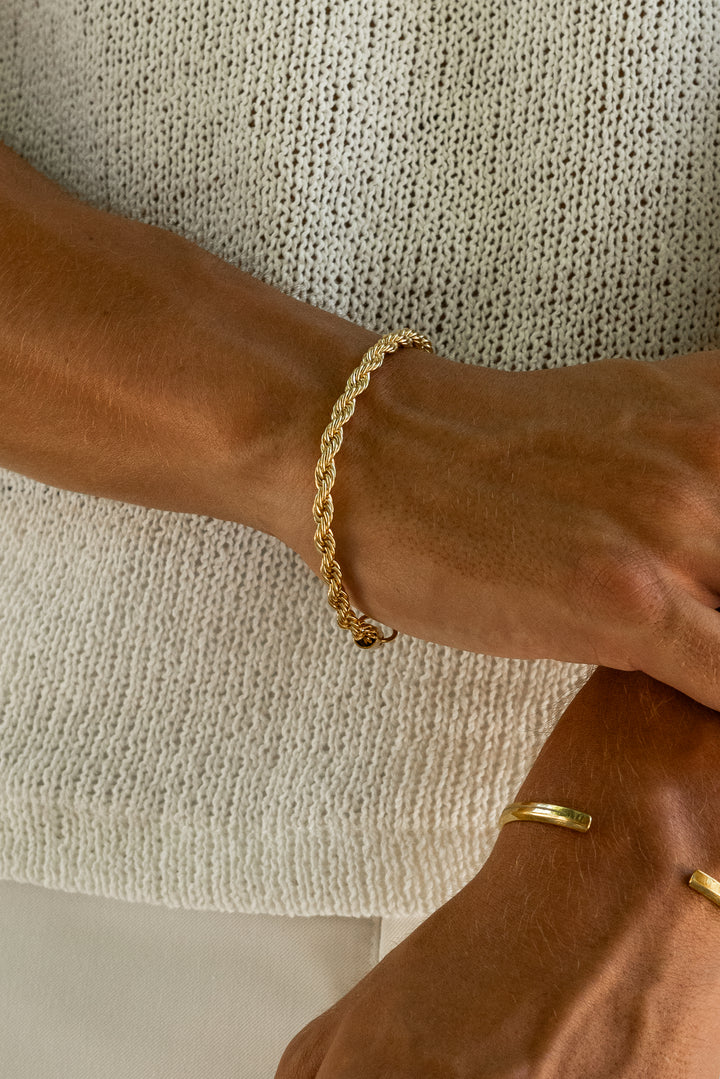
top-left (312, 329), bottom-right (434, 649)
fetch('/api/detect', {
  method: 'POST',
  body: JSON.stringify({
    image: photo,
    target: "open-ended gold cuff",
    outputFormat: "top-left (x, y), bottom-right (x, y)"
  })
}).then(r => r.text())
top-left (689, 869), bottom-right (720, 909)
top-left (498, 802), bottom-right (592, 833)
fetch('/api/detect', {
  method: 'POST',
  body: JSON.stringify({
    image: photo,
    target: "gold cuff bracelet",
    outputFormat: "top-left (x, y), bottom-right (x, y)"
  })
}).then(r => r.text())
top-left (498, 801), bottom-right (592, 833)
top-left (688, 869), bottom-right (720, 909)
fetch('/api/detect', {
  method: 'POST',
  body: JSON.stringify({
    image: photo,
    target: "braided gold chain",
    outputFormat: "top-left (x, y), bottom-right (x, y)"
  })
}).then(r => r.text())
top-left (312, 328), bottom-right (434, 649)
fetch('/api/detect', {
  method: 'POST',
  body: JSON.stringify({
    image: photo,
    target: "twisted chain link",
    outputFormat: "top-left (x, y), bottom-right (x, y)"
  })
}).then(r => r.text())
top-left (312, 328), bottom-right (434, 648)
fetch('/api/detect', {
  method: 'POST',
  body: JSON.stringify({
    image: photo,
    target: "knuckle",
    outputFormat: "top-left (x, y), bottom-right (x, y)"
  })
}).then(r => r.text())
top-left (576, 545), bottom-right (668, 625)
top-left (274, 1021), bottom-right (326, 1079)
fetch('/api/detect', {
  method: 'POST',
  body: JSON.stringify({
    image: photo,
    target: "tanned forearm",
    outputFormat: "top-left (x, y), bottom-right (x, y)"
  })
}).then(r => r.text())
top-left (458, 665), bottom-right (720, 1073)
top-left (0, 140), bottom-right (379, 538)
top-left (278, 667), bottom-right (720, 1077)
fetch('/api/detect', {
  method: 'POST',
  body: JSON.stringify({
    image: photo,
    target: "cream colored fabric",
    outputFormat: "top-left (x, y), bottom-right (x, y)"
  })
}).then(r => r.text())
top-left (0, 0), bottom-right (715, 916)
top-left (0, 880), bottom-right (425, 1079)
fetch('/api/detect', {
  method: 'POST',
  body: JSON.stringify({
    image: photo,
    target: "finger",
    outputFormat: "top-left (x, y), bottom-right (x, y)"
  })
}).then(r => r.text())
top-left (633, 591), bottom-right (720, 711)
top-left (274, 1015), bottom-right (332, 1079)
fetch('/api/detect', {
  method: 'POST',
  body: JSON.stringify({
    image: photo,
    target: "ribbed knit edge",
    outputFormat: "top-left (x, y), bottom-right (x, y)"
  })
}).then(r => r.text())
top-left (0, 790), bottom-right (504, 917)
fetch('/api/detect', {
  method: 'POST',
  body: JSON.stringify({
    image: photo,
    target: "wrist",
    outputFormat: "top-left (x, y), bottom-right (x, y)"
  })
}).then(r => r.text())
top-left (458, 815), bottom-right (720, 1076)
top-left (273, 328), bottom-right (452, 566)
top-left (531, 667), bottom-right (720, 868)
top-left (230, 284), bottom-right (383, 549)
top-left (452, 682), bottom-right (720, 1074)
top-left (275, 335), bottom-right (516, 637)
top-left (474, 666), bottom-right (720, 1002)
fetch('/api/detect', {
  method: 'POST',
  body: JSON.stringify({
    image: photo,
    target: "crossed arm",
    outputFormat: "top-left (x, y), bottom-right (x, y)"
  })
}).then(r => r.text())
top-left (277, 666), bottom-right (720, 1076)
top-left (4, 139), bottom-right (720, 1072)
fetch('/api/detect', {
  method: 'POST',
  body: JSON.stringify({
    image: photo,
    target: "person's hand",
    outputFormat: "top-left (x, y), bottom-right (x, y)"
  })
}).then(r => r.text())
top-left (275, 866), bottom-right (719, 1079)
top-left (275, 828), bottom-right (720, 1079)
top-left (274, 667), bottom-right (720, 1078)
top-left (286, 347), bottom-right (720, 710)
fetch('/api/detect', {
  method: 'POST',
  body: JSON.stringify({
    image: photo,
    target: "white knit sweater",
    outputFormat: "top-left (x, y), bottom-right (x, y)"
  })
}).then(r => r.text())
top-left (0, 0), bottom-right (716, 917)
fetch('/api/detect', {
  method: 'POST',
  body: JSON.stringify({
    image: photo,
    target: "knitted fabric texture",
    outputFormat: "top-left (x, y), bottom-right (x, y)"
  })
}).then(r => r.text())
top-left (0, 0), bottom-right (717, 916)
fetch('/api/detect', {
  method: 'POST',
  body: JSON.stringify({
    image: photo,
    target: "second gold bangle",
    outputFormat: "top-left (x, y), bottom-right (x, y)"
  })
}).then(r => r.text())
top-left (688, 869), bottom-right (720, 909)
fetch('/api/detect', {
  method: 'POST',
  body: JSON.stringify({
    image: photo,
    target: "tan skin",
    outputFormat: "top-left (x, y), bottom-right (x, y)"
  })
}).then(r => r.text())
top-left (287, 346), bottom-right (720, 711)
top-left (276, 668), bottom-right (720, 1078)
top-left (3, 141), bottom-right (720, 1070)
top-left (5, 141), bottom-right (720, 711)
